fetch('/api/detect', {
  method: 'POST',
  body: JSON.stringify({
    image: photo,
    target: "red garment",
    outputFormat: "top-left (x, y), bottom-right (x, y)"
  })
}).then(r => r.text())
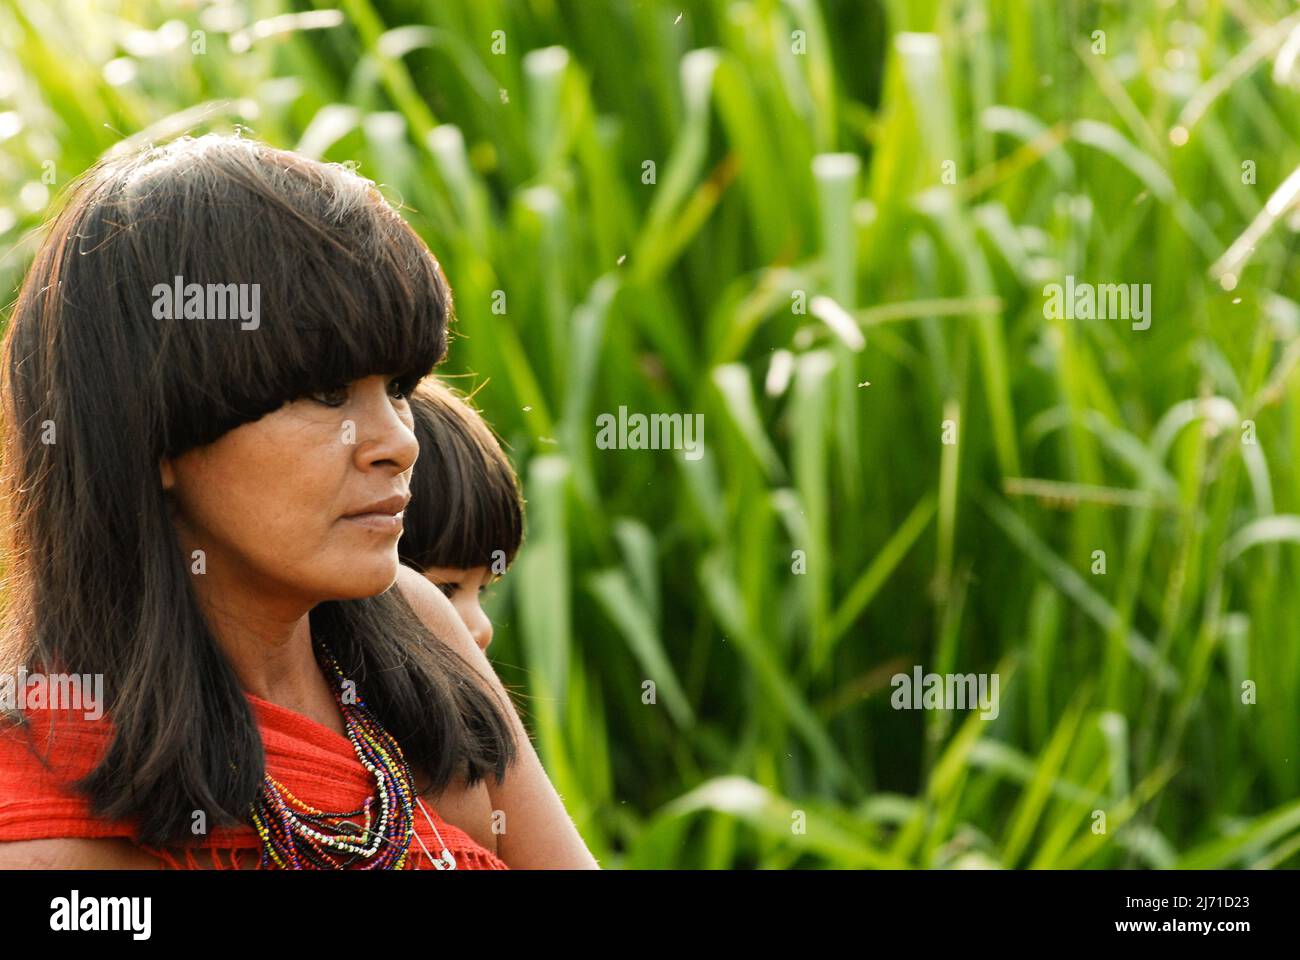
top-left (0, 693), bottom-right (509, 870)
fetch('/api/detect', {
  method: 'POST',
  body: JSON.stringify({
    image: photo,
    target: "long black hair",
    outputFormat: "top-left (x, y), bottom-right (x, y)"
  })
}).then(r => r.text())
top-left (0, 133), bottom-right (517, 848)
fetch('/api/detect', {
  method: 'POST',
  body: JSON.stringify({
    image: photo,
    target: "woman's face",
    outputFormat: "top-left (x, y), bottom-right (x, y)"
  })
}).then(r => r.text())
top-left (160, 374), bottom-right (419, 611)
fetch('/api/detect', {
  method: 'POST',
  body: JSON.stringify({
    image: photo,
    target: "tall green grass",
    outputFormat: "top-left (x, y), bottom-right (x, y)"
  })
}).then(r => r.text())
top-left (3, 0), bottom-right (1300, 868)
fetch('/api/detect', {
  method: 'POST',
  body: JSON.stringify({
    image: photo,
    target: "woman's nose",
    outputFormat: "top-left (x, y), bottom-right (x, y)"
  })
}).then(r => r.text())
top-left (353, 379), bottom-right (418, 472)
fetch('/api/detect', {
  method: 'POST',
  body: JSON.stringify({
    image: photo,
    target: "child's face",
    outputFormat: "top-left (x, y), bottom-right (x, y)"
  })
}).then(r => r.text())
top-left (422, 565), bottom-right (496, 651)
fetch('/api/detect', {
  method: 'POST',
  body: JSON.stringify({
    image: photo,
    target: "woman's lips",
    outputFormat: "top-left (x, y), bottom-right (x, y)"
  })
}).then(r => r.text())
top-left (340, 493), bottom-right (409, 534)
top-left (340, 511), bottom-right (404, 534)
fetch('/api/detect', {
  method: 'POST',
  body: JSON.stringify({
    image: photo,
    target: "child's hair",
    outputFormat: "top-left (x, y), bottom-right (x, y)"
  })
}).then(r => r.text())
top-left (399, 378), bottom-right (525, 574)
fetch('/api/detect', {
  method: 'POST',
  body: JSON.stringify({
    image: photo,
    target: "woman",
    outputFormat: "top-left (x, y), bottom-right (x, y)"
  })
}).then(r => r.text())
top-left (0, 133), bottom-right (598, 869)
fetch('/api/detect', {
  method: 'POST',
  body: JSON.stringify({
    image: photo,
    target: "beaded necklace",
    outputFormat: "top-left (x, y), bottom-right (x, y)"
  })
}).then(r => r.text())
top-left (249, 640), bottom-right (418, 869)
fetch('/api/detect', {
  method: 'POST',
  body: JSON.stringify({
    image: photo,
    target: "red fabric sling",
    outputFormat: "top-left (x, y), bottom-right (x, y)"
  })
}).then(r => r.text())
top-left (0, 694), bottom-right (508, 870)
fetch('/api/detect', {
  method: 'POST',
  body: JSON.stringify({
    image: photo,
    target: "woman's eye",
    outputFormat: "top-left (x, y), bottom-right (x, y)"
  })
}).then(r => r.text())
top-left (436, 582), bottom-right (458, 599)
top-left (389, 376), bottom-right (415, 400)
top-left (309, 385), bottom-right (349, 407)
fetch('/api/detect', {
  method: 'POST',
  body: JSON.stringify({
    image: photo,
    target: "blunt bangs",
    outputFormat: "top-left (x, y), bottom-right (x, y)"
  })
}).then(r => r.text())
top-left (64, 133), bottom-right (453, 457)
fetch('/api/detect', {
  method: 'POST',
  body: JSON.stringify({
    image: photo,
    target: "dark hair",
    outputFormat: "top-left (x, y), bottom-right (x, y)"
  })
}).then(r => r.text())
top-left (399, 378), bottom-right (525, 573)
top-left (0, 133), bottom-right (517, 848)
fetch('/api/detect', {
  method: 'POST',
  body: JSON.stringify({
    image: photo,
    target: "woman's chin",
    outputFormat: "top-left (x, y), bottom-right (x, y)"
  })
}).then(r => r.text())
top-left (321, 555), bottom-right (400, 600)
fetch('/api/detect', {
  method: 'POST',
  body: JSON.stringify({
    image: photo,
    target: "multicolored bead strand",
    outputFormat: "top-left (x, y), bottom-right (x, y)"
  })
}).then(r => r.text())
top-left (249, 640), bottom-right (418, 869)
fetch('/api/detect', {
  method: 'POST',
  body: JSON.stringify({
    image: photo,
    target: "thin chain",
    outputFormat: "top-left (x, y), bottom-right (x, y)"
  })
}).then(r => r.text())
top-left (414, 796), bottom-right (457, 869)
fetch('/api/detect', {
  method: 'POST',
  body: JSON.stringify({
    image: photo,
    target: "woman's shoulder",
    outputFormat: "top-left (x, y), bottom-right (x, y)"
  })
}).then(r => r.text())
top-left (392, 564), bottom-right (466, 645)
top-left (0, 707), bottom-right (138, 848)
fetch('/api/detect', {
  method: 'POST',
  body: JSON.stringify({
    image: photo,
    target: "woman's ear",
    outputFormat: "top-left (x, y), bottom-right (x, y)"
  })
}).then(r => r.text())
top-left (159, 456), bottom-right (176, 492)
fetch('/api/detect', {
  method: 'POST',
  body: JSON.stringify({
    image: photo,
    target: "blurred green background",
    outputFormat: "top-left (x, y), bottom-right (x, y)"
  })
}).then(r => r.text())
top-left (4, 0), bottom-right (1300, 869)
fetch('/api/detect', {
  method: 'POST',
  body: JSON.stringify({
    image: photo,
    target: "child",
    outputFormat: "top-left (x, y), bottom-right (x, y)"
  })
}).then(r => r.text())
top-left (399, 378), bottom-right (524, 651)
